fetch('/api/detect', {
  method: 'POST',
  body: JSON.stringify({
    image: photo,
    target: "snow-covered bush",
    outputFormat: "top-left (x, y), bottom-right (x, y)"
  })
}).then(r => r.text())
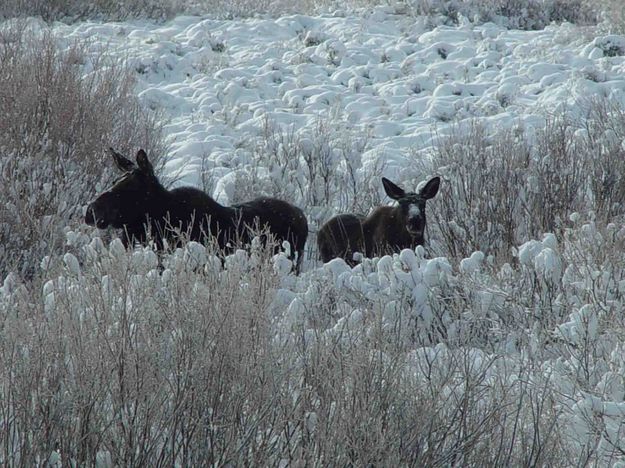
top-left (427, 122), bottom-right (529, 259)
top-left (0, 235), bottom-right (285, 466)
top-left (578, 97), bottom-right (625, 219)
top-left (1, 0), bottom-right (601, 26)
top-left (406, 0), bottom-right (596, 30)
top-left (0, 0), bottom-right (331, 22)
top-left (232, 116), bottom-right (381, 240)
top-left (596, 0), bottom-right (625, 34)
top-left (3, 217), bottom-right (625, 464)
top-left (0, 0), bottom-right (183, 21)
top-left (0, 23), bottom-right (164, 278)
top-left (428, 103), bottom-right (625, 262)
top-left (282, 220), bottom-right (625, 463)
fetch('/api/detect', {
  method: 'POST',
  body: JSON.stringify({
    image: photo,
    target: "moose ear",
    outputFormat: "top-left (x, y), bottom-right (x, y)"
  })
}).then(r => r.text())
top-left (135, 149), bottom-right (154, 176)
top-left (110, 147), bottom-right (136, 172)
top-left (420, 176), bottom-right (440, 200)
top-left (382, 177), bottom-right (406, 200)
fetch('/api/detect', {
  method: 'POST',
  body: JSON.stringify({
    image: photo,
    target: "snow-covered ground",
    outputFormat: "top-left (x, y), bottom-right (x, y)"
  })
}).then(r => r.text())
top-left (41, 9), bottom-right (625, 199)
top-left (5, 6), bottom-right (625, 464)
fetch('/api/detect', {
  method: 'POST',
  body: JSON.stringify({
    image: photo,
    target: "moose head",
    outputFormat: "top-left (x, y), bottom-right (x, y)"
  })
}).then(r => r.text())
top-left (380, 176), bottom-right (440, 243)
top-left (85, 148), bottom-right (163, 230)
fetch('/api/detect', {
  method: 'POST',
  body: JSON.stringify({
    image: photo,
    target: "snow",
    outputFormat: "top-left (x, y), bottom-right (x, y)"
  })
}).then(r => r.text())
top-left (4, 6), bottom-right (625, 463)
top-left (63, 253), bottom-right (81, 276)
top-left (460, 250), bottom-right (484, 274)
top-left (23, 14), bottom-right (618, 192)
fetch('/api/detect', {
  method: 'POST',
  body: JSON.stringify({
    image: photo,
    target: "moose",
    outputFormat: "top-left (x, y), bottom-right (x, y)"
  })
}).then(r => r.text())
top-left (85, 148), bottom-right (309, 273)
top-left (317, 176), bottom-right (440, 266)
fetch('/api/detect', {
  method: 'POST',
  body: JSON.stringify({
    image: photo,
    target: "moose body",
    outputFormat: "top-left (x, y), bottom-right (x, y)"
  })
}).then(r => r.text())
top-left (317, 177), bottom-right (440, 266)
top-left (85, 149), bottom-right (308, 273)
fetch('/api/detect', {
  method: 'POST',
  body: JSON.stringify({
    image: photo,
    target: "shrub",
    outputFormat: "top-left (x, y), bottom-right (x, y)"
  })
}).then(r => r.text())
top-left (577, 96), bottom-right (625, 220)
top-left (0, 23), bottom-right (164, 278)
top-left (405, 0), bottom-right (597, 29)
top-left (426, 100), bottom-right (625, 262)
top-left (0, 0), bottom-right (329, 22)
top-left (0, 0), bottom-right (182, 22)
top-left (596, 0), bottom-right (625, 34)
top-left (245, 117), bottom-right (375, 213)
top-left (4, 221), bottom-right (625, 465)
top-left (0, 0), bottom-right (606, 26)
top-left (228, 116), bottom-right (381, 262)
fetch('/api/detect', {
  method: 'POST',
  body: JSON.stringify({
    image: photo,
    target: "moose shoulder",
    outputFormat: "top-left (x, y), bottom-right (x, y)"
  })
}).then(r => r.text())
top-left (317, 176), bottom-right (440, 266)
top-left (85, 148), bottom-right (309, 273)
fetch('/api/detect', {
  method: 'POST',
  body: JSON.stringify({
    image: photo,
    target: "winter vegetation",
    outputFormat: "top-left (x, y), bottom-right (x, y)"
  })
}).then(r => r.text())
top-left (0, 0), bottom-right (601, 26)
top-left (2, 0), bottom-right (625, 466)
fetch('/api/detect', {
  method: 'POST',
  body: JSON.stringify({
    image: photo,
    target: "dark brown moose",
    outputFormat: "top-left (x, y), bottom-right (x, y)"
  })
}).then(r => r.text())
top-left (317, 176), bottom-right (440, 266)
top-left (85, 148), bottom-right (308, 273)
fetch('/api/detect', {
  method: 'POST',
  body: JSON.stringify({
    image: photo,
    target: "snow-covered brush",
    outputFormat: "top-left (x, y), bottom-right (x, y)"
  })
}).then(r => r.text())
top-left (0, 26), bottom-right (163, 279)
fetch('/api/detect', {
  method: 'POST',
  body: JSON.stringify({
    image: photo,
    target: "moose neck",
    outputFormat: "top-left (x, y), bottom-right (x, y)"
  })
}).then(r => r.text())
top-left (146, 183), bottom-right (174, 219)
top-left (159, 185), bottom-right (236, 231)
top-left (197, 195), bottom-right (236, 222)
